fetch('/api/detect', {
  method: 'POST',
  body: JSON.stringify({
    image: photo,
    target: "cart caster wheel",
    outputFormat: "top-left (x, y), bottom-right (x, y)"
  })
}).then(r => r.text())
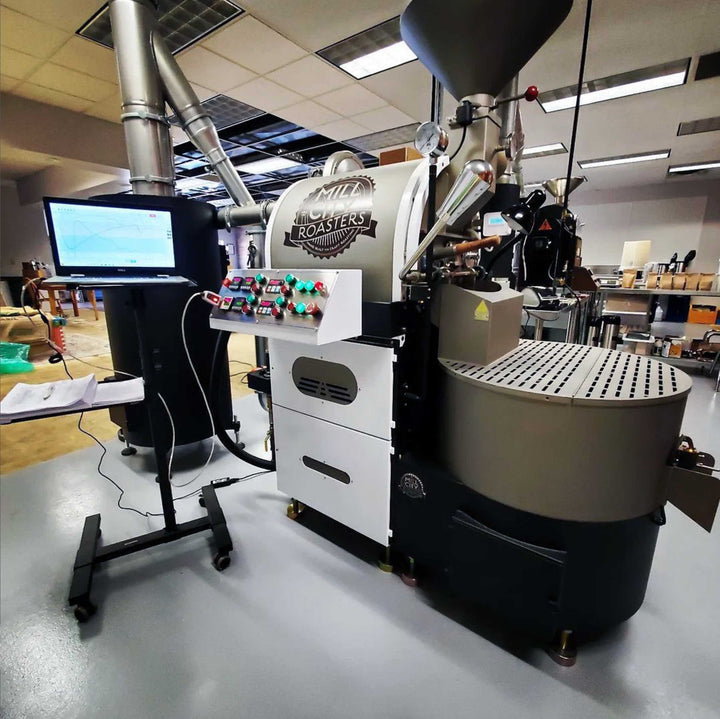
top-left (199, 495), bottom-right (206, 508)
top-left (73, 602), bottom-right (97, 623)
top-left (121, 446), bottom-right (137, 456)
top-left (213, 553), bottom-right (231, 572)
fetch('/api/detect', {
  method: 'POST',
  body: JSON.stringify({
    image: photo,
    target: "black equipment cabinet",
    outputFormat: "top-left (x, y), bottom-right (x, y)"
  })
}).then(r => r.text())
top-left (99, 194), bottom-right (233, 448)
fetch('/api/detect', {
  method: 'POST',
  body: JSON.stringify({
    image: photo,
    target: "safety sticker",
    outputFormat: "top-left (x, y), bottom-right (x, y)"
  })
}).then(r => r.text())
top-left (474, 300), bottom-right (489, 321)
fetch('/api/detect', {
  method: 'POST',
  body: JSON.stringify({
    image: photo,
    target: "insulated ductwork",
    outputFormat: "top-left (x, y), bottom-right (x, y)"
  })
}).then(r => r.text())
top-left (400, 0), bottom-right (574, 100)
top-left (108, 0), bottom-right (174, 195)
top-left (152, 34), bottom-right (255, 207)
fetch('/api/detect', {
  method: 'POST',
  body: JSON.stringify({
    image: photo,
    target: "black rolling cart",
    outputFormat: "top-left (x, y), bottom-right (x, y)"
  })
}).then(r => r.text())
top-left (3, 283), bottom-right (233, 623)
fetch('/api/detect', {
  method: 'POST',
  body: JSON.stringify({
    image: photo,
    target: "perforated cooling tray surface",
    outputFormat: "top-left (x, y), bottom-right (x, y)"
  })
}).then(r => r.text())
top-left (440, 340), bottom-right (692, 406)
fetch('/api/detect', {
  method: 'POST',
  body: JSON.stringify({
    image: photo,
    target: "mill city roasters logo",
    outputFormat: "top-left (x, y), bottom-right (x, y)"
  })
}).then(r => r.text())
top-left (284, 176), bottom-right (377, 259)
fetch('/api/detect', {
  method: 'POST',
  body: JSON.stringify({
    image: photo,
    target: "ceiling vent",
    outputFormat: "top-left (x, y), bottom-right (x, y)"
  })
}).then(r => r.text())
top-left (677, 115), bottom-right (720, 136)
top-left (77, 0), bottom-right (243, 54)
top-left (168, 94), bottom-right (264, 130)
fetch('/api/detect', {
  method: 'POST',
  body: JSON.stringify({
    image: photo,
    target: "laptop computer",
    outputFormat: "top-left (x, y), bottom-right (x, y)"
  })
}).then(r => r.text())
top-left (43, 197), bottom-right (193, 286)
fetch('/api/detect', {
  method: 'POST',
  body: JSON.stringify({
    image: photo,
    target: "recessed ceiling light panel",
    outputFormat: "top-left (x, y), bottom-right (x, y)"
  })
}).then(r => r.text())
top-left (236, 157), bottom-right (301, 174)
top-left (578, 150), bottom-right (670, 169)
top-left (522, 142), bottom-right (567, 158)
top-left (668, 160), bottom-right (720, 173)
top-left (318, 17), bottom-right (416, 79)
top-left (538, 59), bottom-right (689, 113)
top-left (78, 0), bottom-right (243, 54)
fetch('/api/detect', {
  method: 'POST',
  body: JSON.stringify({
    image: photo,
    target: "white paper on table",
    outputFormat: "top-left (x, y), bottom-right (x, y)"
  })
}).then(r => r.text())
top-left (0, 375), bottom-right (97, 420)
top-left (93, 378), bottom-right (144, 407)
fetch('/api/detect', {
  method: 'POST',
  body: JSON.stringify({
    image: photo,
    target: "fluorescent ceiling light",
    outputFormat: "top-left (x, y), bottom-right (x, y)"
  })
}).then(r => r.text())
top-left (538, 59), bottom-right (689, 113)
top-left (522, 142), bottom-right (567, 158)
top-left (236, 157), bottom-right (301, 174)
top-left (668, 160), bottom-right (720, 173)
top-left (340, 41), bottom-right (416, 79)
top-left (318, 17), bottom-right (416, 79)
top-left (578, 150), bottom-right (670, 169)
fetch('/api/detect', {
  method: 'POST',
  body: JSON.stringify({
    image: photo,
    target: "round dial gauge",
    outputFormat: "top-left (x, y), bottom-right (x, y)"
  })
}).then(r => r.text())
top-left (414, 121), bottom-right (449, 158)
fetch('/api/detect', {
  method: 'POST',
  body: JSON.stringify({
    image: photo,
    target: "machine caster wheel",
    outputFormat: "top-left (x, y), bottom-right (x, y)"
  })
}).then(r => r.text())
top-left (547, 629), bottom-right (577, 667)
top-left (117, 429), bottom-right (126, 443)
top-left (73, 602), bottom-right (97, 623)
top-left (286, 500), bottom-right (304, 520)
top-left (199, 495), bottom-right (206, 508)
top-left (121, 446), bottom-right (137, 456)
top-left (400, 556), bottom-right (418, 586)
top-left (212, 553), bottom-right (231, 572)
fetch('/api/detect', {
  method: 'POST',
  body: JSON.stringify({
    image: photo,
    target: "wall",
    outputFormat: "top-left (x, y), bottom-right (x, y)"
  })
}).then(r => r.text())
top-left (572, 179), bottom-right (720, 273)
top-left (0, 182), bottom-right (54, 276)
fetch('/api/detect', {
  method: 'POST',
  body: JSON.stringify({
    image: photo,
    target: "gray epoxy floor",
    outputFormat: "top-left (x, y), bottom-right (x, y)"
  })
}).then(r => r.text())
top-left (1, 378), bottom-right (719, 719)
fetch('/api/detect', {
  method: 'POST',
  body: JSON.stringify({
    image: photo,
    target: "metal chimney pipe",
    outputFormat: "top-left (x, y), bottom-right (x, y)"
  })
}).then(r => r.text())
top-left (108, 0), bottom-right (175, 196)
top-left (152, 34), bottom-right (255, 207)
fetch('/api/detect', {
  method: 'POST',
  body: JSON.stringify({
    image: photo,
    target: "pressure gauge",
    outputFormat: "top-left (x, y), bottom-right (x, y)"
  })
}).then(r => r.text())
top-left (414, 121), bottom-right (449, 158)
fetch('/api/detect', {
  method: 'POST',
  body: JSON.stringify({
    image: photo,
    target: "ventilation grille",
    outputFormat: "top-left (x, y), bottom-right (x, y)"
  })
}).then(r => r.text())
top-left (78, 0), bottom-right (243, 54)
top-left (442, 340), bottom-right (691, 404)
top-left (292, 357), bottom-right (358, 405)
top-left (296, 377), bottom-right (355, 404)
top-left (168, 94), bottom-right (264, 130)
top-left (347, 123), bottom-right (420, 152)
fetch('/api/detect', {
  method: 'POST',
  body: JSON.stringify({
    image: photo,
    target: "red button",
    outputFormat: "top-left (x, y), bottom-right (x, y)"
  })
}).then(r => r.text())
top-left (222, 278), bottom-right (231, 287)
top-left (271, 307), bottom-right (284, 319)
top-left (251, 282), bottom-right (262, 295)
top-left (287, 302), bottom-right (296, 313)
top-left (282, 284), bottom-right (294, 297)
top-left (242, 305), bottom-right (254, 315)
top-left (305, 302), bottom-right (320, 316)
top-left (313, 281), bottom-right (325, 294)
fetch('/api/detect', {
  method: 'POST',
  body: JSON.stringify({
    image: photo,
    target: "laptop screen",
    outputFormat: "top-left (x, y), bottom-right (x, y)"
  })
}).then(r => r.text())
top-left (45, 200), bottom-right (176, 271)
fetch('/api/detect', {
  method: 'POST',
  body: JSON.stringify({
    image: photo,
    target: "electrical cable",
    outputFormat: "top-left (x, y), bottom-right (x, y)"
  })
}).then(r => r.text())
top-left (562, 0), bottom-right (593, 213)
top-left (20, 277), bottom-right (43, 324)
top-left (448, 126), bottom-right (467, 162)
top-left (209, 330), bottom-right (275, 470)
top-left (172, 291), bottom-right (217, 487)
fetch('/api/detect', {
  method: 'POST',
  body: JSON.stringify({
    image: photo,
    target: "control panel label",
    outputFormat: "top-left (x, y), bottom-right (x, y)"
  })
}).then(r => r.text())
top-left (284, 176), bottom-right (377, 259)
top-left (398, 473), bottom-right (426, 500)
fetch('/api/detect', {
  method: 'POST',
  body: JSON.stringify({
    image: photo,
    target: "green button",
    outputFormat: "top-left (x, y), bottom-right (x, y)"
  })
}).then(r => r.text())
top-left (296, 303), bottom-right (306, 315)
top-left (309, 282), bottom-right (318, 294)
top-left (275, 296), bottom-right (286, 307)
top-left (285, 274), bottom-right (296, 285)
top-left (297, 281), bottom-right (308, 292)
top-left (247, 294), bottom-right (257, 305)
top-left (255, 273), bottom-right (266, 284)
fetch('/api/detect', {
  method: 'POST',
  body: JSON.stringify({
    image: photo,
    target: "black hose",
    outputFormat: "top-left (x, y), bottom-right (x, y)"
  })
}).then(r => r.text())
top-left (209, 330), bottom-right (275, 470)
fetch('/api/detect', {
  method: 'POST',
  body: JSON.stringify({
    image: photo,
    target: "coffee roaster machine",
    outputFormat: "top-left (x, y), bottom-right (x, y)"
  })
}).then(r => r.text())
top-left (105, 0), bottom-right (719, 664)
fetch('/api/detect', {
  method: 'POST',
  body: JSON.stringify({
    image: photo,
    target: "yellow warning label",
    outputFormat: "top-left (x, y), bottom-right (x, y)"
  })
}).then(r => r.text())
top-left (474, 300), bottom-right (489, 321)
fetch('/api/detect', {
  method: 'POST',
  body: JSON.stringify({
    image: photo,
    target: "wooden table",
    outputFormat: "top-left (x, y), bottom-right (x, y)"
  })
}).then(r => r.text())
top-left (41, 282), bottom-right (100, 320)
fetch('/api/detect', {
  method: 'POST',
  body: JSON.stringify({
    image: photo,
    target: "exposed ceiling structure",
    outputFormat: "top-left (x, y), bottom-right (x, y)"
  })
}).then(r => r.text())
top-left (0, 0), bottom-right (718, 202)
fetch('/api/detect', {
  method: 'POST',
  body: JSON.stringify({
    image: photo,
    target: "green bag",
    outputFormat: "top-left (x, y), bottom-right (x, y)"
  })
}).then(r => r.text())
top-left (0, 342), bottom-right (35, 374)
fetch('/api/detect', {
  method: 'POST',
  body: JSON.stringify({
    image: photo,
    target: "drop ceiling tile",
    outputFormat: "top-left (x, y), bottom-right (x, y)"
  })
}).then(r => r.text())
top-left (0, 0), bottom-right (104, 33)
top-left (175, 46), bottom-right (255, 93)
top-left (12, 82), bottom-right (94, 113)
top-left (354, 106), bottom-right (415, 133)
top-left (0, 47), bottom-right (43, 80)
top-left (27, 63), bottom-right (117, 102)
top-left (311, 118), bottom-right (368, 141)
top-left (1, 75), bottom-right (20, 92)
top-left (85, 89), bottom-right (122, 124)
top-left (50, 36), bottom-right (118, 83)
top-left (276, 100), bottom-right (342, 128)
top-left (203, 16), bottom-right (306, 74)
top-left (191, 83), bottom-right (217, 102)
top-left (239, 0), bottom-right (408, 52)
top-left (360, 62), bottom-right (432, 122)
top-left (0, 8), bottom-right (70, 59)
top-left (315, 84), bottom-right (387, 115)
top-left (225, 77), bottom-right (303, 111)
top-left (267, 55), bottom-right (352, 97)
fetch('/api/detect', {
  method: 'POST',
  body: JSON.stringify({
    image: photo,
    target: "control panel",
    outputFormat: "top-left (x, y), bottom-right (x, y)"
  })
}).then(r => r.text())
top-left (208, 269), bottom-right (362, 345)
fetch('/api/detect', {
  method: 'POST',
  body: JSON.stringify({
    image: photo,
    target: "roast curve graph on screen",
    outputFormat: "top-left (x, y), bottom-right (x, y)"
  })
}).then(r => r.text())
top-left (49, 202), bottom-right (175, 268)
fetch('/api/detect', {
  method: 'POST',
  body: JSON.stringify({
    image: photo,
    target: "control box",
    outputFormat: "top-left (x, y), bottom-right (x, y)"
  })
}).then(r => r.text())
top-left (208, 268), bottom-right (362, 345)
